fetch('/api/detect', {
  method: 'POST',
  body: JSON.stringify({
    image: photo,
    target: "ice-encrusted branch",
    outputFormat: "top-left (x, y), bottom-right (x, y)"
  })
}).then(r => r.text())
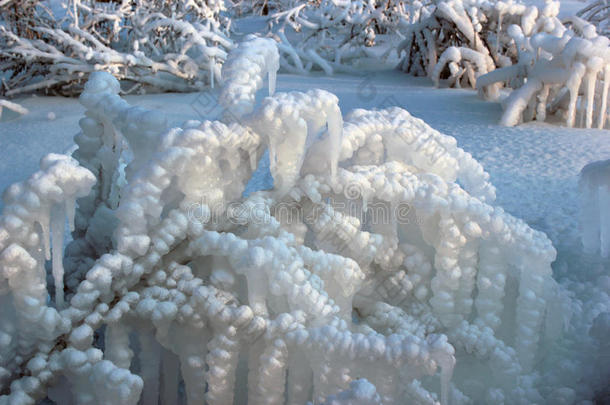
top-left (267, 0), bottom-right (427, 75)
top-left (0, 36), bottom-right (569, 405)
top-left (478, 14), bottom-right (610, 128)
top-left (0, 0), bottom-right (232, 96)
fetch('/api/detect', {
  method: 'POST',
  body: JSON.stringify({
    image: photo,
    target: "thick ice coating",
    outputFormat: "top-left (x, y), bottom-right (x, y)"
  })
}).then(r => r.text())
top-left (0, 37), bottom-right (570, 405)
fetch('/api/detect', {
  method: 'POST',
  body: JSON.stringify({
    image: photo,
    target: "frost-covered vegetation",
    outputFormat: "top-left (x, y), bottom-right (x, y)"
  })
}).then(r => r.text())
top-left (398, 0), bottom-right (610, 128)
top-left (267, 0), bottom-right (428, 74)
top-left (578, 0), bottom-right (609, 37)
top-left (0, 34), bottom-right (607, 405)
top-left (0, 1), bottom-right (609, 404)
top-left (0, 0), bottom-right (232, 96)
top-left (1, 0), bottom-right (609, 128)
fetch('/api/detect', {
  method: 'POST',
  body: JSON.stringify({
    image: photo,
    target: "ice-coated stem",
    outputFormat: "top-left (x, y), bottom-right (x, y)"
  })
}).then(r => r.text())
top-left (161, 350), bottom-right (180, 405)
top-left (50, 203), bottom-right (65, 308)
top-left (139, 331), bottom-right (162, 405)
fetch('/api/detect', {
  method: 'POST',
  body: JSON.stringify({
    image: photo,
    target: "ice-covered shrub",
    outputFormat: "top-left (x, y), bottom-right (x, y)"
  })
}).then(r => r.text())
top-left (397, 0), bottom-right (562, 94)
top-left (0, 0), bottom-right (232, 96)
top-left (477, 13), bottom-right (610, 128)
top-left (268, 0), bottom-right (427, 75)
top-left (228, 0), bottom-right (296, 16)
top-left (577, 0), bottom-right (609, 38)
top-left (0, 36), bottom-right (570, 405)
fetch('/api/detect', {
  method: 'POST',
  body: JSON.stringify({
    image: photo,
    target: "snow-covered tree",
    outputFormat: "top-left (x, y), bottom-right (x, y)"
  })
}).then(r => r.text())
top-left (0, 0), bottom-right (232, 96)
top-left (0, 36), bottom-right (578, 405)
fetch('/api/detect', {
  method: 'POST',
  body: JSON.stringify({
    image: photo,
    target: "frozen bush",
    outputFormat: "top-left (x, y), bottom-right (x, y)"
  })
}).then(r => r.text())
top-left (0, 36), bottom-right (578, 405)
top-left (0, 0), bottom-right (232, 96)
top-left (477, 11), bottom-right (610, 128)
top-left (577, 0), bottom-right (609, 38)
top-left (398, 0), bottom-right (561, 95)
top-left (268, 0), bottom-right (428, 75)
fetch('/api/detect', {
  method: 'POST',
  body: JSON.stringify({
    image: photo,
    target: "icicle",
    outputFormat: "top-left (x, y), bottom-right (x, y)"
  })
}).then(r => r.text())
top-left (50, 203), bottom-right (65, 308)
top-left (600, 185), bottom-right (610, 258)
top-left (599, 66), bottom-right (610, 129)
top-left (566, 63), bottom-right (586, 128)
top-left (429, 336), bottom-right (456, 405)
top-left (584, 58), bottom-right (603, 129)
top-left (73, 0), bottom-right (79, 29)
top-left (210, 57), bottom-right (215, 89)
top-left (327, 104), bottom-right (343, 180)
top-left (40, 215), bottom-right (51, 261)
top-left (475, 243), bottom-right (507, 330)
top-left (496, 12), bottom-right (503, 52)
top-left (139, 332), bottom-right (162, 405)
top-left (268, 57), bottom-right (278, 96)
top-left (176, 327), bottom-right (209, 405)
top-left (65, 198), bottom-right (76, 232)
top-left (161, 350), bottom-right (180, 405)
top-left (536, 84), bottom-right (550, 122)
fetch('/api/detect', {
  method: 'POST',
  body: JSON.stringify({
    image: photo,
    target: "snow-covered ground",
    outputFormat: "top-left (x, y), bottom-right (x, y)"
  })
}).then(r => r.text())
top-left (3, 70), bottom-right (609, 252)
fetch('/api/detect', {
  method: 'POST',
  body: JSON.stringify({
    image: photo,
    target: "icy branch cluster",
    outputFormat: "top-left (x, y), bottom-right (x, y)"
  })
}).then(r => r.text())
top-left (268, 0), bottom-right (427, 75)
top-left (0, 0), bottom-right (232, 96)
top-left (577, 0), bottom-right (609, 38)
top-left (228, 0), bottom-right (298, 17)
top-left (398, 0), bottom-right (610, 129)
top-left (0, 37), bottom-right (572, 405)
top-left (398, 0), bottom-right (562, 93)
top-left (477, 11), bottom-right (610, 128)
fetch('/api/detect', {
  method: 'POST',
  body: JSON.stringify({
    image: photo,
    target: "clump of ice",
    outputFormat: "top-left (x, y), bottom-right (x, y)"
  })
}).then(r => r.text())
top-left (0, 36), bottom-right (570, 405)
top-left (580, 159), bottom-right (610, 257)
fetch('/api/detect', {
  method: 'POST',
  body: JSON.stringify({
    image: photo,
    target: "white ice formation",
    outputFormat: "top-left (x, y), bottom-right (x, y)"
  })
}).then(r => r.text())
top-left (399, 0), bottom-right (610, 129)
top-left (398, 0), bottom-right (540, 92)
top-left (0, 0), bottom-right (232, 96)
top-left (0, 99), bottom-right (28, 121)
top-left (477, 8), bottom-right (610, 128)
top-left (268, 0), bottom-right (423, 75)
top-left (580, 159), bottom-right (610, 258)
top-left (0, 36), bottom-right (570, 405)
top-left (577, 0), bottom-right (610, 38)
